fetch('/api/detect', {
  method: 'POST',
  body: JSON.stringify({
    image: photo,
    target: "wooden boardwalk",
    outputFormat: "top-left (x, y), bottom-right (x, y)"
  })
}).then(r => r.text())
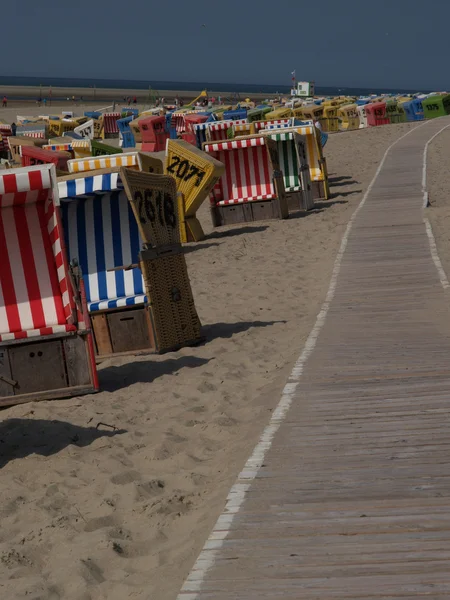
top-left (178, 118), bottom-right (450, 599)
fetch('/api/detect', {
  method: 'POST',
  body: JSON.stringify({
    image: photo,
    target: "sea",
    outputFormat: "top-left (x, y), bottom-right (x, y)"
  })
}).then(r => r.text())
top-left (0, 76), bottom-right (429, 99)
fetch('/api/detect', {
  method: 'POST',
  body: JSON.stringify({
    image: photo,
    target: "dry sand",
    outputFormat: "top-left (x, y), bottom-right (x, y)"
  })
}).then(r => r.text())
top-left (0, 122), bottom-right (420, 600)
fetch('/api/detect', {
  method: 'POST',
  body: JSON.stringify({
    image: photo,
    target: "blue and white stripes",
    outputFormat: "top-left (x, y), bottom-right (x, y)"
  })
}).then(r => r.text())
top-left (61, 189), bottom-right (146, 312)
top-left (58, 172), bottom-right (123, 200)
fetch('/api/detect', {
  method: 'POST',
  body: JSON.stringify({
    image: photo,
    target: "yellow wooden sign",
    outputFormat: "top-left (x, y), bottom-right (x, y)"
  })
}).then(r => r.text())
top-left (165, 140), bottom-right (225, 243)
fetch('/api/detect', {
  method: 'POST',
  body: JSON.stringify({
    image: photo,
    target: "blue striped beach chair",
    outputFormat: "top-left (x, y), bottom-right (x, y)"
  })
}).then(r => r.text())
top-left (58, 169), bottom-right (156, 358)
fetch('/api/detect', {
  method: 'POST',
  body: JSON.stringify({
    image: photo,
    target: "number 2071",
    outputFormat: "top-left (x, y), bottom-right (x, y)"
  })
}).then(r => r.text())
top-left (167, 156), bottom-right (206, 187)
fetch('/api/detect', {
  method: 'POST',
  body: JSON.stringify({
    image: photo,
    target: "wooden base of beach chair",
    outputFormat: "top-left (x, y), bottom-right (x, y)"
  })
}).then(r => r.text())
top-left (312, 181), bottom-right (328, 201)
top-left (286, 191), bottom-right (316, 212)
top-left (0, 332), bottom-right (97, 407)
top-left (210, 197), bottom-right (289, 227)
top-left (91, 306), bottom-right (157, 360)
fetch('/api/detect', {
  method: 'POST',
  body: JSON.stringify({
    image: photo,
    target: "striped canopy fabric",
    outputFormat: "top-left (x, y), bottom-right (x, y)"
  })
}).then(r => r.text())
top-left (254, 119), bottom-right (292, 131)
top-left (208, 120), bottom-right (246, 142)
top-left (43, 143), bottom-right (73, 153)
top-left (103, 113), bottom-right (121, 134)
top-left (0, 165), bottom-right (77, 342)
top-left (60, 175), bottom-right (146, 312)
top-left (0, 125), bottom-right (12, 151)
top-left (266, 131), bottom-right (302, 192)
top-left (204, 137), bottom-right (276, 205)
top-left (68, 152), bottom-right (140, 174)
top-left (263, 126), bottom-right (324, 183)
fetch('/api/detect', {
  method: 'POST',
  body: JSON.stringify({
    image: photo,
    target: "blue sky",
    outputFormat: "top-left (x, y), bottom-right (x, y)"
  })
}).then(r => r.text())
top-left (2, 0), bottom-right (448, 90)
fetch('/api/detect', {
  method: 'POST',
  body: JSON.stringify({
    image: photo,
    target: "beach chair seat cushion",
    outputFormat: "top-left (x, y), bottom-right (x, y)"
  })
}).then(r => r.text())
top-left (88, 293), bottom-right (147, 313)
top-left (62, 191), bottom-right (146, 314)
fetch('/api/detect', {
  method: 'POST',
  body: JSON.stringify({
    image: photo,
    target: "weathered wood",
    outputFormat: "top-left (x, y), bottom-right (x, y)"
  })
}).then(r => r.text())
top-left (0, 348), bottom-right (14, 397)
top-left (179, 118), bottom-right (450, 598)
top-left (9, 339), bottom-right (67, 395)
top-left (107, 307), bottom-right (152, 354)
top-left (91, 313), bottom-right (113, 356)
top-left (63, 335), bottom-right (91, 387)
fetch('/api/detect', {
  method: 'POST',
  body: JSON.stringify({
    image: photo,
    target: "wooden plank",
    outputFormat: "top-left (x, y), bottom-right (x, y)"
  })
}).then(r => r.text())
top-left (63, 335), bottom-right (91, 387)
top-left (107, 307), bottom-right (152, 354)
top-left (178, 118), bottom-right (450, 599)
top-left (91, 312), bottom-right (113, 356)
top-left (8, 339), bottom-right (67, 395)
top-left (0, 347), bottom-right (14, 397)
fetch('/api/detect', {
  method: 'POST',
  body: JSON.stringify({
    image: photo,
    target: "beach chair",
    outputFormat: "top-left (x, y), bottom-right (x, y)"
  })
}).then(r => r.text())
top-left (265, 125), bottom-right (329, 200)
top-left (366, 102), bottom-right (390, 126)
top-left (165, 140), bottom-right (225, 242)
top-left (265, 107), bottom-right (293, 121)
top-left (385, 99), bottom-right (407, 124)
top-left (93, 116), bottom-right (104, 139)
top-left (357, 104), bottom-right (368, 128)
top-left (0, 164), bottom-right (98, 406)
top-left (203, 135), bottom-right (288, 226)
top-left (71, 139), bottom-right (92, 159)
top-left (322, 103), bottom-right (340, 132)
top-left (59, 167), bottom-right (202, 357)
top-left (117, 116), bottom-right (136, 149)
top-left (90, 140), bottom-right (122, 157)
top-left (233, 122), bottom-right (255, 137)
top-left (338, 104), bottom-right (360, 130)
top-left (207, 120), bottom-right (247, 142)
top-left (139, 116), bottom-right (169, 152)
top-left (74, 119), bottom-right (95, 140)
top-left (0, 125), bottom-right (12, 154)
top-left (261, 130), bottom-right (314, 212)
top-left (253, 119), bottom-right (292, 132)
top-left (222, 108), bottom-right (248, 121)
top-left (182, 114), bottom-right (209, 147)
top-left (247, 106), bottom-right (272, 123)
top-left (422, 95), bottom-right (450, 119)
top-left (42, 142), bottom-right (74, 157)
top-left (102, 113), bottom-right (121, 138)
top-left (21, 146), bottom-right (71, 172)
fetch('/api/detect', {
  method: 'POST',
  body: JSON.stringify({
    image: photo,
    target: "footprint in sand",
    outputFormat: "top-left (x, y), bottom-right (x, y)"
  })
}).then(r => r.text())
top-left (110, 470), bottom-right (141, 485)
top-left (84, 515), bottom-right (116, 532)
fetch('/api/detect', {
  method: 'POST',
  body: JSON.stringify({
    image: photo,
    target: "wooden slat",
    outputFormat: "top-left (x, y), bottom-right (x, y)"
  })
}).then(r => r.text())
top-left (179, 118), bottom-right (450, 598)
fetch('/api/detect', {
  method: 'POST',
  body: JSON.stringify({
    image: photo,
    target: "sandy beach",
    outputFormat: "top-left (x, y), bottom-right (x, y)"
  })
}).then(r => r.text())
top-left (0, 121), bottom-right (423, 600)
top-left (0, 85), bottom-right (277, 107)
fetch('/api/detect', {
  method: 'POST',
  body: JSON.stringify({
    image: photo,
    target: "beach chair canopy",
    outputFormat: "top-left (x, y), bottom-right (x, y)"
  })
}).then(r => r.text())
top-left (0, 165), bottom-right (77, 342)
top-left (204, 137), bottom-right (277, 205)
top-left (59, 170), bottom-right (146, 312)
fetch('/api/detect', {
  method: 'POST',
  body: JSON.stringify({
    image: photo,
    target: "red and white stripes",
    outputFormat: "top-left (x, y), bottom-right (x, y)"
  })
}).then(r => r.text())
top-left (205, 139), bottom-right (276, 205)
top-left (0, 165), bottom-right (77, 341)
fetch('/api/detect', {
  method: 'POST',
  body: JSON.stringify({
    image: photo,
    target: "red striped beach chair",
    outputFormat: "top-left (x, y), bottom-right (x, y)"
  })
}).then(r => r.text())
top-left (203, 136), bottom-right (288, 226)
top-left (207, 119), bottom-right (247, 142)
top-left (102, 112), bottom-right (121, 138)
top-left (0, 165), bottom-right (98, 406)
top-left (0, 125), bottom-right (12, 153)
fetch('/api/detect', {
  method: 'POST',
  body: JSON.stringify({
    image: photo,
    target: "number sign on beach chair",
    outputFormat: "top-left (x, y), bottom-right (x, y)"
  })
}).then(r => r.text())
top-left (165, 140), bottom-right (225, 242)
top-left (203, 135), bottom-right (288, 226)
top-left (0, 164), bottom-right (98, 406)
top-left (262, 130), bottom-right (314, 212)
top-left (120, 169), bottom-right (203, 352)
